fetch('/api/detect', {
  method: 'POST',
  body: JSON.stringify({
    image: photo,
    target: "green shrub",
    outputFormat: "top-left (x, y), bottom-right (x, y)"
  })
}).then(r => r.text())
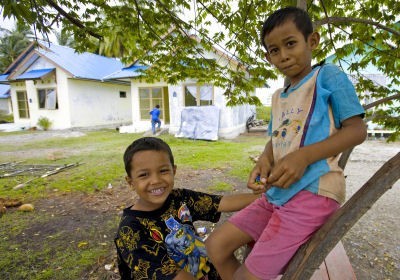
top-left (0, 111), bottom-right (14, 123)
top-left (256, 106), bottom-right (271, 122)
top-left (37, 116), bottom-right (52, 131)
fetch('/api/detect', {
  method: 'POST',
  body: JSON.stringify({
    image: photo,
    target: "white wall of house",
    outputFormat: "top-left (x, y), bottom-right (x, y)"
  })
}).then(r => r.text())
top-left (10, 65), bottom-right (131, 129)
top-left (10, 69), bottom-right (73, 129)
top-left (0, 98), bottom-right (12, 114)
top-left (9, 57), bottom-right (72, 129)
top-left (256, 77), bottom-right (285, 107)
top-left (68, 79), bottom-right (131, 128)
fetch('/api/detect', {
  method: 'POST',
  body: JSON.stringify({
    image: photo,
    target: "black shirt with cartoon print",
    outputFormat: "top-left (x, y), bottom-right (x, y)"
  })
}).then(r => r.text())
top-left (114, 188), bottom-right (223, 280)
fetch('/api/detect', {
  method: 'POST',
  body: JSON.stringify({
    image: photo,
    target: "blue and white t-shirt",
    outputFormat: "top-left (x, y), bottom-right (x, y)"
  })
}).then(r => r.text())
top-left (266, 64), bottom-right (365, 206)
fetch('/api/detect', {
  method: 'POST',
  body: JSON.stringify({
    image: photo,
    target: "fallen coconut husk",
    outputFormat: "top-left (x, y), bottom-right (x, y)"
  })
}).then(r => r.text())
top-left (0, 198), bottom-right (23, 207)
top-left (18, 203), bottom-right (35, 212)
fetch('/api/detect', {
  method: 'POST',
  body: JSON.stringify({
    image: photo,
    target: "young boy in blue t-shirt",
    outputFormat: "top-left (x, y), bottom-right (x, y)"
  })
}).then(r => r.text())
top-left (206, 7), bottom-right (367, 279)
top-left (149, 105), bottom-right (161, 135)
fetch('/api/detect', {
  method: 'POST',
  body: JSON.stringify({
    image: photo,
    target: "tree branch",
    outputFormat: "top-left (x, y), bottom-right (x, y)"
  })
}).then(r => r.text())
top-left (333, 25), bottom-right (399, 59)
top-left (45, 0), bottom-right (102, 39)
top-left (197, 0), bottom-right (260, 64)
top-left (319, 0), bottom-right (344, 70)
top-left (364, 93), bottom-right (400, 110)
top-left (314, 17), bottom-right (400, 37)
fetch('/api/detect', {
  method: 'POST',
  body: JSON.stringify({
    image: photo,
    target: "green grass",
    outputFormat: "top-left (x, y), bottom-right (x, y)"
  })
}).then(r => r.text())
top-left (0, 131), bottom-right (266, 199)
top-left (256, 106), bottom-right (271, 122)
top-left (0, 112), bottom-right (14, 123)
top-left (0, 208), bottom-right (118, 280)
top-left (208, 181), bottom-right (233, 192)
top-left (0, 129), bottom-right (267, 278)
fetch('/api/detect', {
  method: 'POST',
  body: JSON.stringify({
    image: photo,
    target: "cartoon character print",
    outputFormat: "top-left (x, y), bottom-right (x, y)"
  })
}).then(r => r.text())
top-left (115, 226), bottom-right (141, 268)
top-left (131, 259), bottom-right (151, 280)
top-left (272, 119), bottom-right (302, 139)
top-left (137, 217), bottom-right (164, 256)
top-left (193, 195), bottom-right (214, 214)
top-left (164, 204), bottom-right (210, 279)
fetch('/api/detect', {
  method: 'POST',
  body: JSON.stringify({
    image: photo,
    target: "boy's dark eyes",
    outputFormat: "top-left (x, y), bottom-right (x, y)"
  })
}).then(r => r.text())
top-left (287, 41), bottom-right (296, 46)
top-left (269, 48), bottom-right (278, 54)
top-left (137, 169), bottom-right (170, 177)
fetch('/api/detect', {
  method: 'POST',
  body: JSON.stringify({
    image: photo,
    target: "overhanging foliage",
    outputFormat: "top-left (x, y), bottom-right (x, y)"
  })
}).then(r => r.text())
top-left (1, 0), bottom-right (399, 138)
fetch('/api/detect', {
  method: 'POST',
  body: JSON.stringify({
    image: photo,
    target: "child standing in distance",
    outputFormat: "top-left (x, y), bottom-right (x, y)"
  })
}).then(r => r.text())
top-left (115, 137), bottom-right (259, 280)
top-left (206, 7), bottom-right (367, 280)
top-left (149, 105), bottom-right (161, 135)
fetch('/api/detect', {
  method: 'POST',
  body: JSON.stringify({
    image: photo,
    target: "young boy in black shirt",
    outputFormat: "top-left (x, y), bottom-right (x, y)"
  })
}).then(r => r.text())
top-left (115, 137), bottom-right (259, 279)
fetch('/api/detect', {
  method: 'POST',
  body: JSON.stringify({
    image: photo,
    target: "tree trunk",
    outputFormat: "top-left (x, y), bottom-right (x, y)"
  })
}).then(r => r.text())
top-left (282, 152), bottom-right (400, 280)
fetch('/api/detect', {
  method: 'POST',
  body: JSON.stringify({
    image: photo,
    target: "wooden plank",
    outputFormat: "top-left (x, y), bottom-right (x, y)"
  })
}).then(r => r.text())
top-left (324, 242), bottom-right (356, 280)
top-left (310, 261), bottom-right (329, 280)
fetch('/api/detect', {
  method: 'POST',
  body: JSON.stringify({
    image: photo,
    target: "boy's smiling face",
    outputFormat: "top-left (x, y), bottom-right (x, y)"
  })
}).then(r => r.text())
top-left (264, 19), bottom-right (319, 86)
top-left (126, 150), bottom-right (176, 211)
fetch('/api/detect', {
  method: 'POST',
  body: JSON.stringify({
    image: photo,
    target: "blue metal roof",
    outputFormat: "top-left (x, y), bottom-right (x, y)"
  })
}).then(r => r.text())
top-left (103, 64), bottom-right (148, 80)
top-left (0, 84), bottom-right (10, 99)
top-left (36, 40), bottom-right (125, 80)
top-left (13, 68), bottom-right (55, 80)
top-left (0, 74), bottom-right (9, 84)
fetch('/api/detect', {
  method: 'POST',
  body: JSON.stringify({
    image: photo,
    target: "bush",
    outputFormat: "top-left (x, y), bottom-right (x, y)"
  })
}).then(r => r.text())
top-left (0, 111), bottom-right (14, 123)
top-left (37, 116), bottom-right (52, 131)
top-left (256, 106), bottom-right (271, 122)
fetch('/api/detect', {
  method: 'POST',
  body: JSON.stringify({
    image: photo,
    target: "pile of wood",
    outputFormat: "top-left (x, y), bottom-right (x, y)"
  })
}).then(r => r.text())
top-left (0, 162), bottom-right (82, 190)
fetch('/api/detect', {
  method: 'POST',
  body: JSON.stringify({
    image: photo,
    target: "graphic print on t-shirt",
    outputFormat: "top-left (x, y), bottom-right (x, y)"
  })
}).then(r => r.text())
top-left (164, 204), bottom-right (210, 279)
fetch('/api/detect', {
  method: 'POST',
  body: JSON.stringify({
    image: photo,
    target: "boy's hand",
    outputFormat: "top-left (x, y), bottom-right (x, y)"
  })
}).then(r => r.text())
top-left (267, 149), bottom-right (309, 189)
top-left (247, 153), bottom-right (272, 193)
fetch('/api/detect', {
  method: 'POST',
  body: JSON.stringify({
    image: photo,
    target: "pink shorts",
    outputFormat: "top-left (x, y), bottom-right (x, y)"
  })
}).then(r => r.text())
top-left (229, 190), bottom-right (339, 279)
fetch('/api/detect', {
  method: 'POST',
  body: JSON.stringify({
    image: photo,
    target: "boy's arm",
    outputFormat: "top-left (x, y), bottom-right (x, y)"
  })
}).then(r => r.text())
top-left (268, 116), bottom-right (366, 188)
top-left (217, 192), bottom-right (260, 212)
top-left (173, 270), bottom-right (196, 280)
top-left (247, 140), bottom-right (274, 192)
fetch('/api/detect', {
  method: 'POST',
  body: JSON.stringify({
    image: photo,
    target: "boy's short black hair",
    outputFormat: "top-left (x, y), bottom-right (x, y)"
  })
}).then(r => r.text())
top-left (155, 105), bottom-right (160, 108)
top-left (261, 7), bottom-right (313, 50)
top-left (124, 137), bottom-right (174, 176)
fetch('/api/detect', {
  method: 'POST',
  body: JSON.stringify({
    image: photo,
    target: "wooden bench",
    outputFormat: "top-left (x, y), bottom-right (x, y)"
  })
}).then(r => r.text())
top-left (310, 242), bottom-right (356, 280)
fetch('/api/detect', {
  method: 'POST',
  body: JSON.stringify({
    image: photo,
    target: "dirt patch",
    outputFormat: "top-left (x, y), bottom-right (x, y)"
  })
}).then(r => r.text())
top-left (1, 134), bottom-right (399, 279)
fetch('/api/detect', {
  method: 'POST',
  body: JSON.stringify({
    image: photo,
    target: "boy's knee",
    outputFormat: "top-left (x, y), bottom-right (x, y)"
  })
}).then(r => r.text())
top-left (205, 235), bottom-right (216, 254)
top-left (205, 234), bottom-right (223, 259)
top-left (206, 232), bottom-right (235, 263)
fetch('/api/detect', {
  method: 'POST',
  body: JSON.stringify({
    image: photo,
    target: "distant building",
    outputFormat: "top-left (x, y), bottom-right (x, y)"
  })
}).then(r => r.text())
top-left (0, 39), bottom-right (256, 139)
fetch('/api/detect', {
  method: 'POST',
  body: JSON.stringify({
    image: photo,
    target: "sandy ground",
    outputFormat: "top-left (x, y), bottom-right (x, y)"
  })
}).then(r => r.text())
top-left (341, 140), bottom-right (400, 280)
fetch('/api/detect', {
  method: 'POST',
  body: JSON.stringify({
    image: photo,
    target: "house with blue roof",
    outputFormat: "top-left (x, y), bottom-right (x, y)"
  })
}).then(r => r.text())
top-left (104, 34), bottom-right (254, 139)
top-left (0, 40), bottom-right (131, 129)
top-left (0, 39), bottom-right (255, 139)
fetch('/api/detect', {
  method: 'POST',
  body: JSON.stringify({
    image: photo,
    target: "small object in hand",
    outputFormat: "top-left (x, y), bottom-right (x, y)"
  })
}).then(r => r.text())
top-left (196, 227), bottom-right (207, 236)
top-left (255, 175), bottom-right (262, 185)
